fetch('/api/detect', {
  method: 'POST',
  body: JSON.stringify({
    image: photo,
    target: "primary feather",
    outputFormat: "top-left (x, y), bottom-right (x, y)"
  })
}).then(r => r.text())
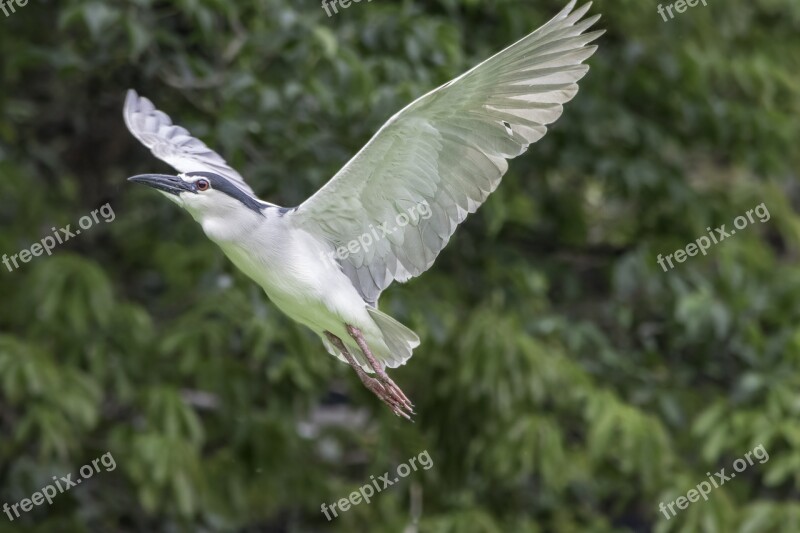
top-left (293, 0), bottom-right (603, 306)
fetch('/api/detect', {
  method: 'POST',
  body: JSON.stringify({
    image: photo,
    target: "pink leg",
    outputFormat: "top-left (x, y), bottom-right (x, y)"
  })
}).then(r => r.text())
top-left (325, 331), bottom-right (413, 421)
top-left (345, 324), bottom-right (414, 413)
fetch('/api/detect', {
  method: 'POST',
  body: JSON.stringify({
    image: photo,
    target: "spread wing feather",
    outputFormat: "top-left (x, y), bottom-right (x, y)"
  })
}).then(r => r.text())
top-left (293, 1), bottom-right (603, 305)
top-left (123, 89), bottom-right (254, 195)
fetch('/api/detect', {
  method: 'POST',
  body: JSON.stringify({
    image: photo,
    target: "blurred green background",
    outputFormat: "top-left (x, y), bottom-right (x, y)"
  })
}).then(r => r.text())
top-left (1, 0), bottom-right (800, 531)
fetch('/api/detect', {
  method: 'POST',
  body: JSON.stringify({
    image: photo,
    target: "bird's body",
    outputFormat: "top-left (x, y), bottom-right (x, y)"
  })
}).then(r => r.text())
top-left (175, 183), bottom-right (417, 369)
top-left (203, 207), bottom-right (393, 365)
top-left (125, 1), bottom-right (603, 419)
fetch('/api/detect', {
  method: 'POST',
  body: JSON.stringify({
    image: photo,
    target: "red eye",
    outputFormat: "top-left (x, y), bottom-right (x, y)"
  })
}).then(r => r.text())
top-left (196, 179), bottom-right (210, 191)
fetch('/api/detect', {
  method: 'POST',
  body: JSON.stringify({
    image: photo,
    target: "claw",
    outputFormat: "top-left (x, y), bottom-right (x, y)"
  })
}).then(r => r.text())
top-left (360, 375), bottom-right (414, 420)
top-left (325, 330), bottom-right (415, 421)
top-left (378, 374), bottom-right (414, 411)
top-left (345, 324), bottom-right (415, 418)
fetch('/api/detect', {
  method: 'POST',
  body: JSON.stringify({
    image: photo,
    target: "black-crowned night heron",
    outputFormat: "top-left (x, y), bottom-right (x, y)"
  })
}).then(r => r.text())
top-left (125, 1), bottom-right (602, 420)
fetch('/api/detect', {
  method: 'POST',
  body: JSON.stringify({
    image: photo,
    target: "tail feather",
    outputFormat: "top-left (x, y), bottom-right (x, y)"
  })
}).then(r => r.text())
top-left (322, 308), bottom-right (420, 372)
top-left (367, 307), bottom-right (420, 369)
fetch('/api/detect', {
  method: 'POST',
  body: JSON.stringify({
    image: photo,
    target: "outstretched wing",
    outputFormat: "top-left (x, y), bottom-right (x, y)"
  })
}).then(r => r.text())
top-left (123, 89), bottom-right (254, 195)
top-left (292, 1), bottom-right (603, 305)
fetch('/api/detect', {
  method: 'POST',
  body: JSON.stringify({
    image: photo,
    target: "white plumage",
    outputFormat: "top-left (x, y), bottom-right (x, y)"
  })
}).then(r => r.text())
top-left (124, 1), bottom-right (603, 419)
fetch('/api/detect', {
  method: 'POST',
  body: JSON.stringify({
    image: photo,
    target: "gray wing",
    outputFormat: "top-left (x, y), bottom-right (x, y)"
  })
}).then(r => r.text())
top-left (123, 89), bottom-right (254, 195)
top-left (293, 1), bottom-right (603, 305)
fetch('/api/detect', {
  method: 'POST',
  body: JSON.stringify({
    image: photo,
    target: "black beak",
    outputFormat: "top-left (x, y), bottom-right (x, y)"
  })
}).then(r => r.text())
top-left (128, 174), bottom-right (193, 196)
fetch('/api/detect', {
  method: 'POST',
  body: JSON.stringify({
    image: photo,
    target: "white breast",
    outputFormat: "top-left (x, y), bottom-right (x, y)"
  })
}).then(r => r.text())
top-left (212, 214), bottom-right (371, 333)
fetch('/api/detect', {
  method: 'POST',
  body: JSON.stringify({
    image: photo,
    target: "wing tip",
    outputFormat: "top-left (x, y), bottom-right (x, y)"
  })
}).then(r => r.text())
top-left (561, 0), bottom-right (593, 19)
top-left (123, 89), bottom-right (138, 128)
top-left (123, 88), bottom-right (157, 117)
top-left (563, 0), bottom-right (579, 14)
top-left (566, 2), bottom-right (596, 24)
top-left (124, 88), bottom-right (139, 110)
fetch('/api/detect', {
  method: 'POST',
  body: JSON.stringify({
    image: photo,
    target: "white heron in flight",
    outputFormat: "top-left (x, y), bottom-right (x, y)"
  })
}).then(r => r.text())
top-left (125, 1), bottom-right (603, 420)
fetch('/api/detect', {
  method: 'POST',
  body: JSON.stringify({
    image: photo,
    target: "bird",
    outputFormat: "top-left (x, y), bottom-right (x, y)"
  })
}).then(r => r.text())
top-left (124, 1), bottom-right (603, 420)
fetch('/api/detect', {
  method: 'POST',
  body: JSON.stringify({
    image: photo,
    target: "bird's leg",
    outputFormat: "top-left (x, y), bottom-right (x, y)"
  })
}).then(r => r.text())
top-left (345, 324), bottom-right (414, 413)
top-left (325, 332), bottom-right (413, 420)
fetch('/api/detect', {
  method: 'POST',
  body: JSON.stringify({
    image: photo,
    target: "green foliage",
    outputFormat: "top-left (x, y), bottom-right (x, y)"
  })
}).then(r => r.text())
top-left (1, 0), bottom-right (799, 531)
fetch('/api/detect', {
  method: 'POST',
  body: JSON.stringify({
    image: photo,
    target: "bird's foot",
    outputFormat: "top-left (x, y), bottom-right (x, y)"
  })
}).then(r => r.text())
top-left (345, 324), bottom-right (415, 414)
top-left (325, 330), bottom-right (414, 421)
top-left (373, 371), bottom-right (414, 414)
top-left (357, 373), bottom-right (414, 421)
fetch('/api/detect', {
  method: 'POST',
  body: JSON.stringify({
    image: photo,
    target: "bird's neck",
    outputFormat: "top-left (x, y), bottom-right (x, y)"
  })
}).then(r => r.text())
top-left (196, 208), bottom-right (268, 244)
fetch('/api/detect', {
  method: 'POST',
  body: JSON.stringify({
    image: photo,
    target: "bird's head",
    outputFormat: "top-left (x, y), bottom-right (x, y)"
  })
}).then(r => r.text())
top-left (128, 171), bottom-right (266, 238)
